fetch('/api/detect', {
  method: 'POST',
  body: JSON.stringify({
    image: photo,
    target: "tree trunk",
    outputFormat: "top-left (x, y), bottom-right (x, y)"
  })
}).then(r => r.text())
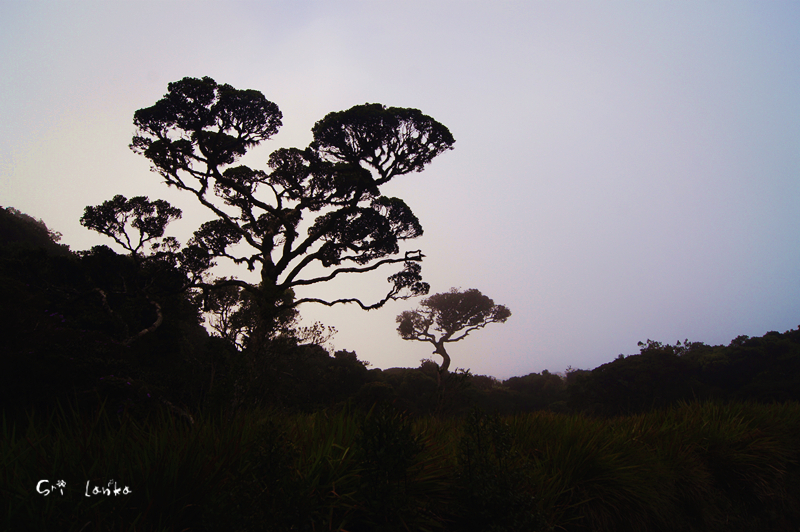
top-left (433, 342), bottom-right (451, 384)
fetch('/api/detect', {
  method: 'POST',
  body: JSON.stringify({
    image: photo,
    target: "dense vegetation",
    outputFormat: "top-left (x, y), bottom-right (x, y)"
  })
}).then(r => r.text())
top-left (2, 205), bottom-right (800, 531)
top-left (5, 400), bottom-right (800, 531)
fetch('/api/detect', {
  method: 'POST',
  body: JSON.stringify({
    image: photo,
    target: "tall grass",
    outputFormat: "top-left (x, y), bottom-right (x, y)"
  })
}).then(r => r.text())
top-left (511, 401), bottom-right (800, 531)
top-left (2, 400), bottom-right (260, 531)
top-left (510, 412), bottom-right (656, 530)
top-left (276, 404), bottom-right (454, 531)
top-left (3, 400), bottom-right (799, 531)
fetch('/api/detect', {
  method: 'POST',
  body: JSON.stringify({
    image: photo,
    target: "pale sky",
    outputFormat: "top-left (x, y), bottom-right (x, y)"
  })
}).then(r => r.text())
top-left (2, 1), bottom-right (799, 379)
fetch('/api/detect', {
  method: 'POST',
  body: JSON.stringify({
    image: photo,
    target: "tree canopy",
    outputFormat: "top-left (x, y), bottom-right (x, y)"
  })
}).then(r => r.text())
top-left (81, 195), bottom-right (182, 259)
top-left (85, 76), bottom-right (455, 350)
top-left (396, 288), bottom-right (511, 385)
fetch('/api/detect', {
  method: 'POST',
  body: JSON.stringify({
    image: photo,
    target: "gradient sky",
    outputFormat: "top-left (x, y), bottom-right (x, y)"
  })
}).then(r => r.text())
top-left (2, 1), bottom-right (799, 379)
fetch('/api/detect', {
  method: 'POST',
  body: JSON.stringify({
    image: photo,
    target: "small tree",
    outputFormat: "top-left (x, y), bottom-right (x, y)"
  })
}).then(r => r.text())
top-left (81, 195), bottom-right (182, 262)
top-left (396, 288), bottom-right (511, 387)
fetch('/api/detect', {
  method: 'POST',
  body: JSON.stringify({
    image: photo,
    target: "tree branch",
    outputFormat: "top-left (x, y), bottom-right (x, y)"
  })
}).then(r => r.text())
top-left (284, 252), bottom-right (422, 289)
top-left (293, 277), bottom-right (418, 311)
top-left (444, 320), bottom-right (500, 343)
top-left (124, 299), bottom-right (163, 345)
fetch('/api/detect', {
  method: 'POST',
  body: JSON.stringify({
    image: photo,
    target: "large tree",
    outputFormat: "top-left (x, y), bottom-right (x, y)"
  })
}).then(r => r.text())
top-left (396, 288), bottom-right (511, 387)
top-left (114, 76), bottom-right (454, 351)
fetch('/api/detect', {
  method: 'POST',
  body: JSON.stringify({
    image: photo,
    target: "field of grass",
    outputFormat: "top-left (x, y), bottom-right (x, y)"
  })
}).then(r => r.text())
top-left (3, 400), bottom-right (799, 531)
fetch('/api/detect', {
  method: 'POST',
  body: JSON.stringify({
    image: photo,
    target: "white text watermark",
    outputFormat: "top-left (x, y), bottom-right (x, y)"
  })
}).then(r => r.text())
top-left (36, 479), bottom-right (132, 497)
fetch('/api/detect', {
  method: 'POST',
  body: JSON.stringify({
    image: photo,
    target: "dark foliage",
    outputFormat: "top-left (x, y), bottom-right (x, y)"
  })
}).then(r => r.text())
top-left (0, 206), bottom-right (70, 255)
top-left (352, 403), bottom-right (427, 530)
top-left (454, 408), bottom-right (542, 531)
top-left (505, 370), bottom-right (567, 411)
top-left (0, 208), bottom-right (220, 420)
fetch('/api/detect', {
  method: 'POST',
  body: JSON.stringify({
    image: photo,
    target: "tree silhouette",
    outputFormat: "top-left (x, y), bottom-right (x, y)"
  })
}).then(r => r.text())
top-left (81, 195), bottom-right (182, 261)
top-left (396, 288), bottom-right (511, 387)
top-left (90, 76), bottom-right (454, 352)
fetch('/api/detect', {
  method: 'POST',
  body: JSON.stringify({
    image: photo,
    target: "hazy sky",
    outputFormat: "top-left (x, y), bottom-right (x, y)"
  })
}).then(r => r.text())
top-left (2, 1), bottom-right (799, 379)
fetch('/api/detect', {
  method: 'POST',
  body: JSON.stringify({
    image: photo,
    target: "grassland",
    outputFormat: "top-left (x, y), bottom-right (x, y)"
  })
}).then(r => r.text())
top-left (3, 400), bottom-right (799, 531)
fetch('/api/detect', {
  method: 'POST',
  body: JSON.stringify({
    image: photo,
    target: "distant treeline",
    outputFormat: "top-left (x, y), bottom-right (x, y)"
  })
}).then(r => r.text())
top-left (2, 205), bottom-right (799, 420)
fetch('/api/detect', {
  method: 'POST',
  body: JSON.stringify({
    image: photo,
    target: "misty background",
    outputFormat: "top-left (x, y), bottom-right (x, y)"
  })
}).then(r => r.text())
top-left (1, 1), bottom-right (798, 379)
